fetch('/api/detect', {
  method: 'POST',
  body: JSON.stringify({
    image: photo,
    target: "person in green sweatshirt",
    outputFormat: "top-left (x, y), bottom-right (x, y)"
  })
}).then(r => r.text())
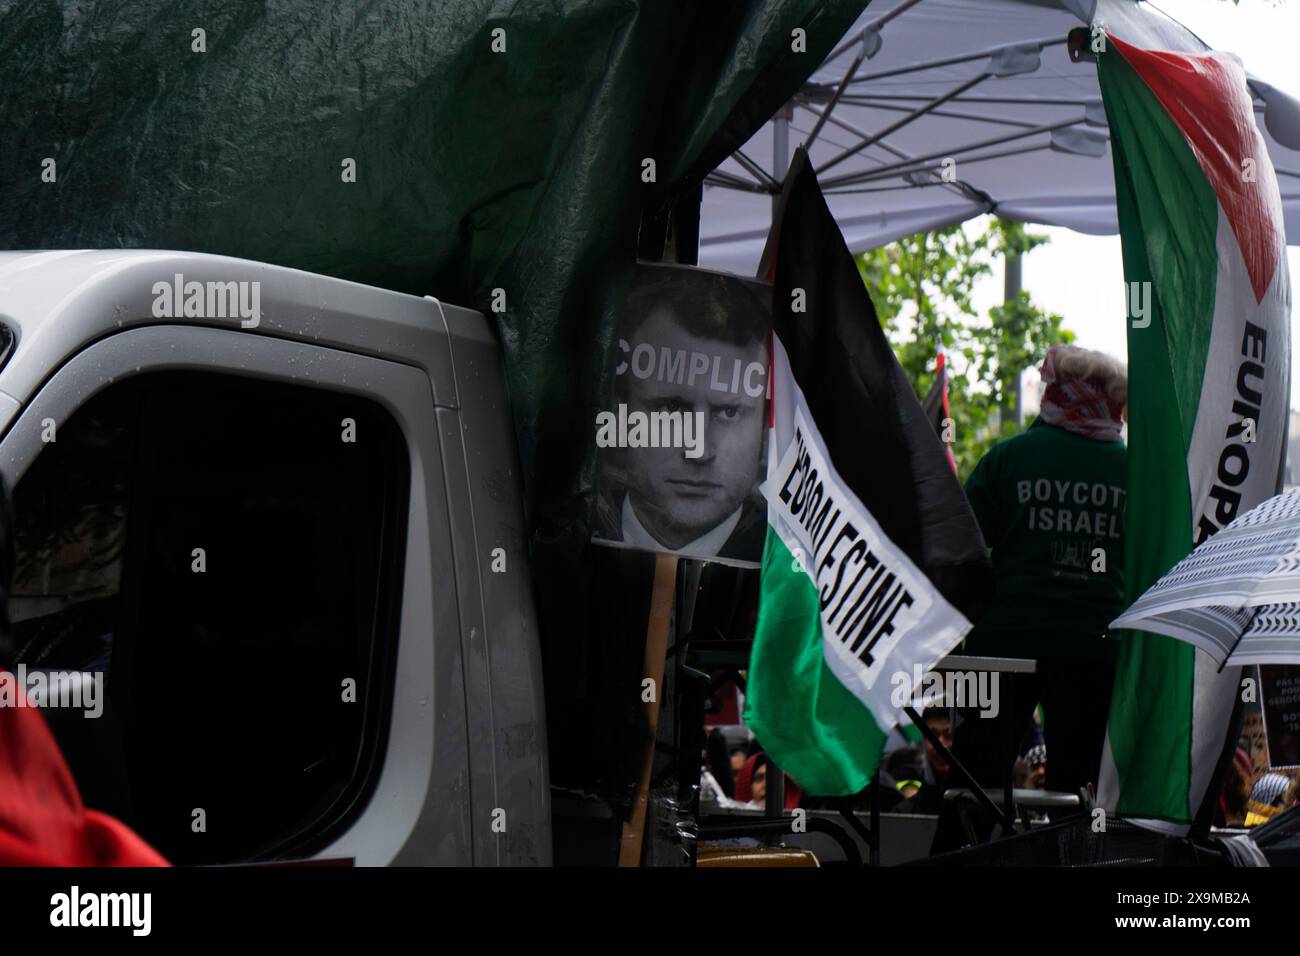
top-left (952, 344), bottom-right (1127, 809)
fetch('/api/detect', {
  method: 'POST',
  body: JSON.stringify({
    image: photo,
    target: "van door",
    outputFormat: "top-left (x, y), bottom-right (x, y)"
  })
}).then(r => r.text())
top-left (0, 324), bottom-right (472, 865)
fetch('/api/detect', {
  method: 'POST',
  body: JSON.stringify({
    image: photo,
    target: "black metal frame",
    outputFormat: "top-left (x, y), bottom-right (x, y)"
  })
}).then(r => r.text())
top-left (903, 704), bottom-right (1017, 836)
top-left (697, 814), bottom-right (864, 866)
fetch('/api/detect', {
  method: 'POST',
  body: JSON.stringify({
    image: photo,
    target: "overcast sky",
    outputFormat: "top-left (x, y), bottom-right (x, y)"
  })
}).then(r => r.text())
top-left (971, 0), bottom-right (1300, 405)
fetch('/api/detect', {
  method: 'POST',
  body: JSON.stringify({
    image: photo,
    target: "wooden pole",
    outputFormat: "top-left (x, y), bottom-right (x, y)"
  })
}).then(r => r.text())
top-left (618, 553), bottom-right (679, 867)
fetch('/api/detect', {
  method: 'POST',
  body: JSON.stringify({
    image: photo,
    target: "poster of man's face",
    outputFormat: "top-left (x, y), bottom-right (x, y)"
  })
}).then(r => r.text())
top-left (592, 263), bottom-right (770, 567)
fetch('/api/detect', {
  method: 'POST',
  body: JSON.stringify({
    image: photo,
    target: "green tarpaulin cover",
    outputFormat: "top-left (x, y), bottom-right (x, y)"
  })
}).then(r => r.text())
top-left (1, 0), bottom-right (868, 801)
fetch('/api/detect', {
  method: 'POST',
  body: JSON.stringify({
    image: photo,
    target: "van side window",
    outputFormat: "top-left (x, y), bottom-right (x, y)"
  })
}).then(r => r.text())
top-left (10, 372), bottom-right (407, 864)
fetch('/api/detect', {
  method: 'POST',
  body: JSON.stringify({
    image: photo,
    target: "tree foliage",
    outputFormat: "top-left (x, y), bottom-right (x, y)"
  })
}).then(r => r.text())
top-left (857, 218), bottom-right (1074, 481)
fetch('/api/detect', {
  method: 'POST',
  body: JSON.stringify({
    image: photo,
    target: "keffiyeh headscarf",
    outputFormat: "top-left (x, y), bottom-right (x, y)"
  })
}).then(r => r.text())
top-left (1037, 345), bottom-right (1126, 442)
top-left (1246, 771), bottom-right (1297, 826)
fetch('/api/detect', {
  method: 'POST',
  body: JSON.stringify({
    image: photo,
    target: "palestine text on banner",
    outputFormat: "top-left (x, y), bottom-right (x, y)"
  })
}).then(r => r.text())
top-left (762, 350), bottom-right (972, 736)
top-left (743, 148), bottom-right (991, 797)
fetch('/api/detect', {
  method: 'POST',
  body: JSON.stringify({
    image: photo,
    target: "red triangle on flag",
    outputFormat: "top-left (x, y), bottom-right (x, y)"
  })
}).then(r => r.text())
top-left (1110, 34), bottom-right (1285, 304)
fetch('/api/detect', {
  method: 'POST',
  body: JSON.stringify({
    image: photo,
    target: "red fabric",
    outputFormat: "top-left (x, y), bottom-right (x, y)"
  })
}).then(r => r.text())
top-left (1108, 34), bottom-right (1285, 304)
top-left (0, 679), bottom-right (167, 866)
top-left (1037, 346), bottom-right (1124, 442)
top-left (733, 752), bottom-right (802, 810)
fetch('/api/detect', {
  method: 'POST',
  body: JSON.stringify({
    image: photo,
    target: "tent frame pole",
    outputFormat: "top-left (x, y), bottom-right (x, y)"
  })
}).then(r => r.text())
top-left (733, 147), bottom-right (781, 189)
top-left (830, 35), bottom-right (1067, 87)
top-left (798, 98), bottom-right (923, 164)
top-left (829, 96), bottom-right (1048, 131)
top-left (821, 116), bottom-right (1083, 188)
top-left (825, 0), bottom-right (924, 64)
top-left (827, 143), bottom-right (1052, 190)
top-left (803, 39), bottom-right (868, 151)
top-left (816, 74), bottom-right (989, 176)
top-left (796, 99), bottom-right (1055, 203)
top-left (822, 92), bottom-right (1100, 107)
top-left (761, 112), bottom-right (793, 817)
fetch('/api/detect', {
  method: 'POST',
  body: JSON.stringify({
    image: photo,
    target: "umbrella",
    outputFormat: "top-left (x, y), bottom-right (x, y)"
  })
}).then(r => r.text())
top-left (698, 0), bottom-right (1300, 275)
top-left (1111, 486), bottom-right (1300, 667)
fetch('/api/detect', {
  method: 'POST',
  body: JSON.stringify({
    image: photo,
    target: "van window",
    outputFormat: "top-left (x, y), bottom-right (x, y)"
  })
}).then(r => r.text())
top-left (10, 371), bottom-right (407, 864)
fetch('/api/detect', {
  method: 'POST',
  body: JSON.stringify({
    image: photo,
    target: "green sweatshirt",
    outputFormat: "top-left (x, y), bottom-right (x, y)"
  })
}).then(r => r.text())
top-left (961, 418), bottom-right (1126, 663)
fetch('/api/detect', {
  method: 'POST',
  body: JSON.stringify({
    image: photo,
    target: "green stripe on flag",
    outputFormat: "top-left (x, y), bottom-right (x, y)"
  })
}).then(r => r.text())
top-left (1108, 121), bottom-right (1200, 820)
top-left (743, 527), bottom-right (887, 796)
top-left (1100, 45), bottom-right (1236, 823)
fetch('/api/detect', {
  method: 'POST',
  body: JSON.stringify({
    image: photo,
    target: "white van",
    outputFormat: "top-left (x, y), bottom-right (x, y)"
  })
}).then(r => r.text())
top-left (0, 250), bottom-right (549, 865)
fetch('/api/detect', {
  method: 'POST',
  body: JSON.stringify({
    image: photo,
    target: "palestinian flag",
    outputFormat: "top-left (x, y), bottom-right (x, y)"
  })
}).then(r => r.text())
top-left (1097, 35), bottom-right (1291, 825)
top-left (742, 149), bottom-right (992, 796)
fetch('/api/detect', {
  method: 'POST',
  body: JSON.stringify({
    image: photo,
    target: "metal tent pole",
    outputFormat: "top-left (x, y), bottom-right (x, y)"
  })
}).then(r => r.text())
top-left (771, 104), bottom-right (792, 220)
top-left (821, 117), bottom-right (1083, 188)
top-left (1002, 240), bottom-right (1022, 428)
top-left (825, 0), bottom-right (924, 64)
top-left (764, 104), bottom-right (792, 819)
top-left (816, 74), bottom-right (989, 177)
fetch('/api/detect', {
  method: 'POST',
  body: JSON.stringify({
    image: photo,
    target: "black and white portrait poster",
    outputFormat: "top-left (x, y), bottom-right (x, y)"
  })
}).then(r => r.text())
top-left (592, 263), bottom-right (771, 567)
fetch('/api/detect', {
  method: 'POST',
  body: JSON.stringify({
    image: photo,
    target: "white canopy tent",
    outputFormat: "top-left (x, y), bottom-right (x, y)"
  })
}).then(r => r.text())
top-left (698, 0), bottom-right (1300, 276)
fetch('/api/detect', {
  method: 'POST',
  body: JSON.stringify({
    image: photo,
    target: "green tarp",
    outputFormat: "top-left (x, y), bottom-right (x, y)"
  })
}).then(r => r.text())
top-left (2, 0), bottom-right (868, 802)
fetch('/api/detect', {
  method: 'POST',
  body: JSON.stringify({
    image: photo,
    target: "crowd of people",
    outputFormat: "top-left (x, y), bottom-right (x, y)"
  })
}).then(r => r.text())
top-left (701, 705), bottom-right (1050, 820)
